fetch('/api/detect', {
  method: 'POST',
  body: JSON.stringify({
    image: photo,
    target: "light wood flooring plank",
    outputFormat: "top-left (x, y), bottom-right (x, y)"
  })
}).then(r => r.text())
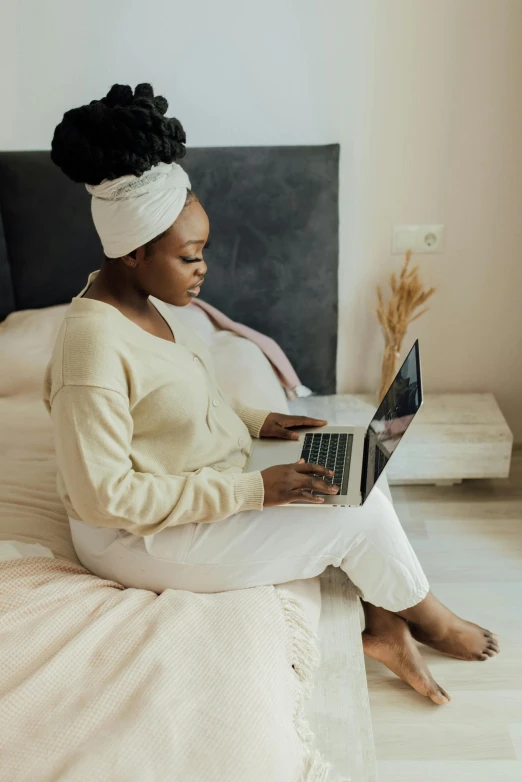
top-left (373, 722), bottom-right (515, 761)
top-left (508, 724), bottom-right (522, 760)
top-left (377, 760), bottom-right (522, 782)
top-left (370, 690), bottom-right (522, 725)
top-left (398, 547), bottom-right (522, 582)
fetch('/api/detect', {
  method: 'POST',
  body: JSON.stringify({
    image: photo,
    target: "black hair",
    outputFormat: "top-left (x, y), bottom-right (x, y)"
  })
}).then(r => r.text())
top-left (50, 82), bottom-right (198, 258)
top-left (51, 82), bottom-right (188, 184)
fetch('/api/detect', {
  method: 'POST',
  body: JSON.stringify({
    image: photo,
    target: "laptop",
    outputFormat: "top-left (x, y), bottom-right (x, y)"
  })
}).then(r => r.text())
top-left (244, 339), bottom-right (423, 507)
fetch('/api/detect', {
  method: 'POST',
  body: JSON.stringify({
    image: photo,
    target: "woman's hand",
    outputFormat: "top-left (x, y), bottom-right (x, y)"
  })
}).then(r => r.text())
top-left (261, 458), bottom-right (340, 505)
top-left (259, 412), bottom-right (328, 440)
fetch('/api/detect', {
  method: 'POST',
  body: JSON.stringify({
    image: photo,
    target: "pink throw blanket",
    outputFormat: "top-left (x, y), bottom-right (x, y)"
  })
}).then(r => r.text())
top-left (190, 298), bottom-right (312, 399)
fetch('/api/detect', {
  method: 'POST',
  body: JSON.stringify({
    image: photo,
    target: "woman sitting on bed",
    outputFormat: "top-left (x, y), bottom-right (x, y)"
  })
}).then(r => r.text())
top-left (44, 82), bottom-right (499, 707)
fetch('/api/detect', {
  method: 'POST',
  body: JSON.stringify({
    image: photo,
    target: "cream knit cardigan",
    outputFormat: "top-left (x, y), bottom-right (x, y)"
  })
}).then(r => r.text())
top-left (43, 271), bottom-right (272, 536)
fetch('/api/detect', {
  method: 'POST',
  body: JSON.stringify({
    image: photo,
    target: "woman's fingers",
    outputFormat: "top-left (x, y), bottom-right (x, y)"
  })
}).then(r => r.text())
top-left (289, 459), bottom-right (339, 501)
top-left (300, 494), bottom-right (325, 504)
top-left (289, 481), bottom-right (338, 502)
top-left (294, 472), bottom-right (340, 495)
top-left (289, 485), bottom-right (326, 503)
top-left (294, 460), bottom-right (333, 478)
top-left (289, 489), bottom-right (325, 504)
top-left (306, 479), bottom-right (339, 494)
top-left (284, 416), bottom-right (328, 429)
top-left (276, 426), bottom-right (300, 440)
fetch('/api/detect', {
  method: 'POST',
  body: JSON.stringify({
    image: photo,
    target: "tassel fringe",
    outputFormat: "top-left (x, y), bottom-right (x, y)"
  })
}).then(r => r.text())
top-left (275, 588), bottom-right (351, 782)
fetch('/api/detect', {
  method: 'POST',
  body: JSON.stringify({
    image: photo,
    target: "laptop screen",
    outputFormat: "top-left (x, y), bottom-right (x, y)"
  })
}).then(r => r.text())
top-left (361, 340), bottom-right (422, 503)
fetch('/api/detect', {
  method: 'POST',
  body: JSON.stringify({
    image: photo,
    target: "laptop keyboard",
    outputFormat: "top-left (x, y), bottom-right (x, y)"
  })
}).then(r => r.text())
top-left (299, 432), bottom-right (353, 496)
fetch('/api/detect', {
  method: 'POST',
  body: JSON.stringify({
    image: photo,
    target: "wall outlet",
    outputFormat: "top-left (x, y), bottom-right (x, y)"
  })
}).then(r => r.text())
top-left (392, 224), bottom-right (445, 254)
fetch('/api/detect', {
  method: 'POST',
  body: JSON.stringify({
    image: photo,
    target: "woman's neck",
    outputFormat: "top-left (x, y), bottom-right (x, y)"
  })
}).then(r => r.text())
top-left (83, 262), bottom-right (150, 316)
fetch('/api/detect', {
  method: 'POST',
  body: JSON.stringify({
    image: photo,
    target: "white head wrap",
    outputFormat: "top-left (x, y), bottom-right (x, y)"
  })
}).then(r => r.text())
top-left (85, 161), bottom-right (191, 258)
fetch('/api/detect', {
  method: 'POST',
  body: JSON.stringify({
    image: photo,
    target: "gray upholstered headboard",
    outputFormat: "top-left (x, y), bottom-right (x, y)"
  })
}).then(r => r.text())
top-left (0, 145), bottom-right (339, 394)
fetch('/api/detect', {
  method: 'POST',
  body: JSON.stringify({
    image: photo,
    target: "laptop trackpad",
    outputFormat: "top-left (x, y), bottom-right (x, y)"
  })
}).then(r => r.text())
top-left (246, 437), bottom-right (303, 472)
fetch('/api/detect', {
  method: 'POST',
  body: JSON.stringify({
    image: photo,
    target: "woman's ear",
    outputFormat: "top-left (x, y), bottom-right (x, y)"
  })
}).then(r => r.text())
top-left (122, 243), bottom-right (146, 268)
top-left (122, 249), bottom-right (138, 268)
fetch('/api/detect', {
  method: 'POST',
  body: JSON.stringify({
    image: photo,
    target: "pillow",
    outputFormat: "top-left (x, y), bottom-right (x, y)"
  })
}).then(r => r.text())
top-left (210, 330), bottom-right (289, 413)
top-left (0, 301), bottom-right (289, 413)
top-left (166, 301), bottom-right (220, 346)
top-left (0, 394), bottom-right (80, 563)
top-left (165, 303), bottom-right (289, 413)
top-left (0, 305), bottom-right (67, 398)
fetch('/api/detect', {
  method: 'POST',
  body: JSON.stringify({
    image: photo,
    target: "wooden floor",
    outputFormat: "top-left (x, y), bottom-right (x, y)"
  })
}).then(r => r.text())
top-left (368, 448), bottom-right (522, 782)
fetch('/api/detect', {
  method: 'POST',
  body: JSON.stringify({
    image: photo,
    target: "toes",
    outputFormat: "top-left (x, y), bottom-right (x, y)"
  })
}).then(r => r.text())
top-left (439, 686), bottom-right (452, 703)
top-left (482, 629), bottom-right (501, 656)
top-left (478, 652), bottom-right (490, 661)
top-left (423, 674), bottom-right (451, 706)
top-left (428, 685), bottom-right (451, 705)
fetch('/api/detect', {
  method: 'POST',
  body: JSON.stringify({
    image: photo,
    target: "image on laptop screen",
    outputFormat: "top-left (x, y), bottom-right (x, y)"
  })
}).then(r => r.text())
top-left (362, 340), bottom-right (422, 502)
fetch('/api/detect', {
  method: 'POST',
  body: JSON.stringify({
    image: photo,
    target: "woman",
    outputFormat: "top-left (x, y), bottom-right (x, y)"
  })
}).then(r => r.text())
top-left (44, 83), bottom-right (499, 706)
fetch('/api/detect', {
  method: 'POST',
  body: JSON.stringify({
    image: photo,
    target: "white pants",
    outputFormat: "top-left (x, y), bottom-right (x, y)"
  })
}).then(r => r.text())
top-left (68, 485), bottom-right (429, 613)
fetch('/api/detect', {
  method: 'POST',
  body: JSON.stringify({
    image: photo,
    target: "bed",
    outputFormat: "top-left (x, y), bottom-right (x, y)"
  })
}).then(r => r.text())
top-left (0, 145), bottom-right (379, 781)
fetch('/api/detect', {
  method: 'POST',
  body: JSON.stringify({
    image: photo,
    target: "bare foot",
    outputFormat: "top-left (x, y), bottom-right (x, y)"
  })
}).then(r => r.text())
top-left (361, 603), bottom-right (451, 705)
top-left (409, 615), bottom-right (500, 661)
top-left (398, 593), bottom-right (500, 662)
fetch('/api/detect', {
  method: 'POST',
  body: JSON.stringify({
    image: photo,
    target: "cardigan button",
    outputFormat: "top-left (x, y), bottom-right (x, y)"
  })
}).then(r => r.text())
top-left (238, 437), bottom-right (244, 447)
top-left (193, 356), bottom-right (200, 363)
top-left (212, 399), bottom-right (219, 407)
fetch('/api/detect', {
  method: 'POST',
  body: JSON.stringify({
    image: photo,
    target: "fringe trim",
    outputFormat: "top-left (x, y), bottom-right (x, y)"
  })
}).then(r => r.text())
top-left (275, 588), bottom-right (351, 782)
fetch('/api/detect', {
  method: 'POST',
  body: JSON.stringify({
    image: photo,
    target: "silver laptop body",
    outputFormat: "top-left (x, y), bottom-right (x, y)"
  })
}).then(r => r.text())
top-left (244, 340), bottom-right (423, 508)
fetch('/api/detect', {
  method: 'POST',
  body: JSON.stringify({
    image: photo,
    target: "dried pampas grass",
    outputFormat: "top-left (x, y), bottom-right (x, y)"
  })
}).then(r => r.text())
top-left (376, 249), bottom-right (436, 403)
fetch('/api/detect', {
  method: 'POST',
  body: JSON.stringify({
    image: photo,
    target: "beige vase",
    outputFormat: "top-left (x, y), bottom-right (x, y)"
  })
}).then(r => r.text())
top-left (378, 340), bottom-right (402, 404)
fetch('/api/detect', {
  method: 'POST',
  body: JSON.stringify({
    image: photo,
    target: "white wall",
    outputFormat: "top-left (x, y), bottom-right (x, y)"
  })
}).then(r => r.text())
top-left (2, 0), bottom-right (522, 440)
top-left (1, 0), bottom-right (349, 147)
top-left (351, 0), bottom-right (522, 447)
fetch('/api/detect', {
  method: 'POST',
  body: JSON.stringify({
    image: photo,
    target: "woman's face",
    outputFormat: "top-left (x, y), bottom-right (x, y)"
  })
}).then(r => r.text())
top-left (133, 199), bottom-right (210, 307)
